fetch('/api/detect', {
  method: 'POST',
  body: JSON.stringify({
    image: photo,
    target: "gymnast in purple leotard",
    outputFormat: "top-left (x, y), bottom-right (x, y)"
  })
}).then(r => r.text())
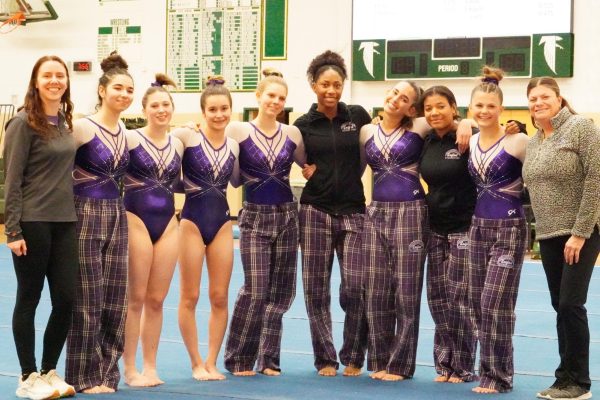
top-left (124, 130), bottom-right (181, 244)
top-left (360, 81), bottom-right (432, 382)
top-left (466, 66), bottom-right (529, 394)
top-left (122, 74), bottom-right (184, 387)
top-left (224, 68), bottom-right (307, 377)
top-left (179, 132), bottom-right (237, 245)
top-left (66, 52), bottom-right (133, 394)
top-left (172, 76), bottom-right (239, 381)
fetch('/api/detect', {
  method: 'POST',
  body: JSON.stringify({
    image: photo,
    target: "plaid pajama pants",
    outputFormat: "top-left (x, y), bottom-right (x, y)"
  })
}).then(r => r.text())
top-left (66, 196), bottom-right (128, 392)
top-left (468, 216), bottom-right (527, 392)
top-left (224, 202), bottom-right (298, 373)
top-left (364, 200), bottom-right (428, 377)
top-left (299, 204), bottom-right (367, 371)
top-left (427, 231), bottom-right (476, 381)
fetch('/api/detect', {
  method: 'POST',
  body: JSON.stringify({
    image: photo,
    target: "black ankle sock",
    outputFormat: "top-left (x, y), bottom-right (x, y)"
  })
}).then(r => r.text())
top-left (21, 371), bottom-right (35, 380)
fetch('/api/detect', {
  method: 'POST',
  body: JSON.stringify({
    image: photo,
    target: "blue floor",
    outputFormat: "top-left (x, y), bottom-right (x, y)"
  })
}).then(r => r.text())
top-left (0, 244), bottom-right (599, 399)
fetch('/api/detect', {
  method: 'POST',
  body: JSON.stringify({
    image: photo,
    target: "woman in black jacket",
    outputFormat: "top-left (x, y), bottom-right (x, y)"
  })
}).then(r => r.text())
top-left (294, 50), bottom-right (372, 377)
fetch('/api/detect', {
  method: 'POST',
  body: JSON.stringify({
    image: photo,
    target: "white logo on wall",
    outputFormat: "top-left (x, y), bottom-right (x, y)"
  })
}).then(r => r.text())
top-left (359, 41), bottom-right (380, 78)
top-left (539, 35), bottom-right (563, 74)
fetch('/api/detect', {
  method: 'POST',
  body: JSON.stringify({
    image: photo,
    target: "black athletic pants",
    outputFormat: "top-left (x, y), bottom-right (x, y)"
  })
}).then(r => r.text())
top-left (539, 227), bottom-right (600, 390)
top-left (12, 221), bottom-right (78, 375)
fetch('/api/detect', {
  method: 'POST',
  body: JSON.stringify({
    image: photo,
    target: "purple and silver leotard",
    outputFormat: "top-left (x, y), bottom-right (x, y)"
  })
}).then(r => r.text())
top-left (124, 131), bottom-right (181, 243)
top-left (365, 128), bottom-right (425, 201)
top-left (73, 118), bottom-right (129, 199)
top-left (238, 122), bottom-right (296, 205)
top-left (180, 131), bottom-right (236, 245)
top-left (468, 136), bottom-right (524, 219)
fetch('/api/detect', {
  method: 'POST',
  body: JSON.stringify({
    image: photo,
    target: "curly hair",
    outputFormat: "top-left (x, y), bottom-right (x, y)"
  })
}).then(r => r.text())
top-left (306, 50), bottom-right (347, 83)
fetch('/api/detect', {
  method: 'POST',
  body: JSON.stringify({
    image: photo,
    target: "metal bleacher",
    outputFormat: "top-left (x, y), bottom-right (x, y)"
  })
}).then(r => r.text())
top-left (0, 104), bottom-right (16, 222)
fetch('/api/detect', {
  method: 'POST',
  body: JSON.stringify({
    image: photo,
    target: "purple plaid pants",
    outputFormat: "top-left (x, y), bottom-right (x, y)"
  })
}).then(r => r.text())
top-left (364, 200), bottom-right (428, 377)
top-left (427, 231), bottom-right (476, 381)
top-left (224, 202), bottom-right (298, 373)
top-left (299, 204), bottom-right (367, 371)
top-left (468, 216), bottom-right (527, 392)
top-left (66, 196), bottom-right (128, 392)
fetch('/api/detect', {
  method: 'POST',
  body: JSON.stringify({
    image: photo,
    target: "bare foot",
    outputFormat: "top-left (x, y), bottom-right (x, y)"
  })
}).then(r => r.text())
top-left (261, 368), bottom-right (281, 376)
top-left (318, 366), bottom-right (337, 377)
top-left (382, 373), bottom-right (405, 381)
top-left (82, 386), bottom-right (104, 394)
top-left (370, 370), bottom-right (387, 380)
top-left (192, 365), bottom-right (210, 381)
top-left (434, 375), bottom-right (449, 382)
top-left (472, 386), bottom-right (499, 394)
top-left (448, 376), bottom-right (465, 384)
top-left (98, 385), bottom-right (115, 393)
top-left (204, 365), bottom-right (226, 381)
top-left (232, 370), bottom-right (256, 377)
top-left (124, 370), bottom-right (153, 387)
top-left (343, 365), bottom-right (362, 377)
top-left (142, 369), bottom-right (164, 386)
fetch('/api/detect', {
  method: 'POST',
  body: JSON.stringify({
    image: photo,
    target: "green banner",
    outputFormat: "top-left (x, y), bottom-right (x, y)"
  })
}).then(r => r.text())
top-left (263, 0), bottom-right (287, 59)
top-left (352, 39), bottom-right (385, 81)
top-left (532, 33), bottom-right (573, 77)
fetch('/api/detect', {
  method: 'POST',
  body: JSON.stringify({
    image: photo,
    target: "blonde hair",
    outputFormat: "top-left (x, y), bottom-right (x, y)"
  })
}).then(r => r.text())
top-left (471, 65), bottom-right (504, 103)
top-left (256, 67), bottom-right (287, 94)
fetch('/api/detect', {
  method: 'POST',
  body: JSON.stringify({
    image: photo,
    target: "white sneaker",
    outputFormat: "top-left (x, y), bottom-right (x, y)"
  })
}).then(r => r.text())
top-left (42, 370), bottom-right (76, 398)
top-left (16, 372), bottom-right (60, 400)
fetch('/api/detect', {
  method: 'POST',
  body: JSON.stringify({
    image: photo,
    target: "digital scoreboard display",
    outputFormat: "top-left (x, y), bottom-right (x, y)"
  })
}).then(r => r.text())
top-left (351, 0), bottom-right (573, 81)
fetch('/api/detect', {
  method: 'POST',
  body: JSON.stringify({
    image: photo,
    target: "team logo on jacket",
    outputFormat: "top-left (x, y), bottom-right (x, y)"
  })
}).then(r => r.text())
top-left (408, 240), bottom-right (425, 253)
top-left (457, 237), bottom-right (470, 250)
top-left (340, 122), bottom-right (357, 132)
top-left (445, 149), bottom-right (461, 160)
top-left (497, 254), bottom-right (515, 268)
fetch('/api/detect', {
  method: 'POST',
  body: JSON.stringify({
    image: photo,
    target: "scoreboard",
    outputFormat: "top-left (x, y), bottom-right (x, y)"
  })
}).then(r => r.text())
top-left (352, 33), bottom-right (574, 81)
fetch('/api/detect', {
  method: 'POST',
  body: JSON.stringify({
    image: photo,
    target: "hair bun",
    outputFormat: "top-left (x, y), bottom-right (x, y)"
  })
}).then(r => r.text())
top-left (100, 51), bottom-right (128, 73)
top-left (151, 73), bottom-right (177, 89)
top-left (262, 67), bottom-right (283, 78)
top-left (205, 75), bottom-right (226, 87)
top-left (481, 65), bottom-right (504, 85)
